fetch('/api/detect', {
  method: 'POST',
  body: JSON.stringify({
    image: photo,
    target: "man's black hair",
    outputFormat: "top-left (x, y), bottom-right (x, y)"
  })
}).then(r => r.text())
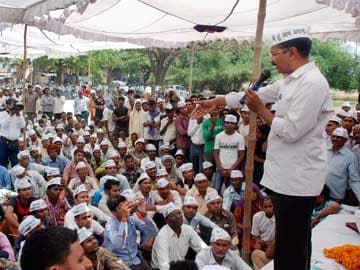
top-left (263, 196), bottom-right (274, 205)
top-left (169, 260), bottom-right (199, 270)
top-left (104, 179), bottom-right (120, 191)
top-left (107, 194), bottom-right (126, 212)
top-left (74, 148), bottom-right (84, 156)
top-left (148, 100), bottom-right (156, 106)
top-left (124, 154), bottom-right (134, 161)
top-left (21, 227), bottom-right (78, 270)
top-left (118, 96), bottom-right (125, 101)
top-left (278, 37), bottom-right (312, 58)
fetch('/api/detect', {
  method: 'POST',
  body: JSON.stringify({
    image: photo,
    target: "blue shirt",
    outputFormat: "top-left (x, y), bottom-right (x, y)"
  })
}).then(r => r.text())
top-left (41, 155), bottom-right (70, 174)
top-left (0, 165), bottom-right (12, 190)
top-left (104, 216), bottom-right (151, 266)
top-left (326, 146), bottom-right (360, 201)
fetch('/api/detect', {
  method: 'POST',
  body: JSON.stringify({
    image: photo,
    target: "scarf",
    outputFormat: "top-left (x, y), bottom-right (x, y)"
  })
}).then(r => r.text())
top-left (148, 109), bottom-right (160, 137)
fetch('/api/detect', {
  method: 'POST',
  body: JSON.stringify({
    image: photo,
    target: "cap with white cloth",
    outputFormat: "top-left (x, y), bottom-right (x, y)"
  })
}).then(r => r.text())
top-left (183, 196), bottom-right (198, 206)
top-left (202, 161), bottom-right (213, 170)
top-left (19, 216), bottom-right (41, 236)
top-left (230, 170), bottom-right (243, 178)
top-left (157, 178), bottom-right (170, 188)
top-left (15, 177), bottom-right (32, 191)
top-left (75, 161), bottom-right (87, 170)
top-left (73, 202), bottom-right (91, 217)
top-left (265, 26), bottom-right (311, 47)
top-left (163, 203), bottom-right (181, 218)
top-left (30, 199), bottom-right (47, 212)
top-left (194, 173), bottom-right (207, 182)
top-left (224, 114), bottom-right (237, 124)
top-left (179, 163), bottom-right (193, 173)
top-left (205, 191), bottom-right (222, 204)
top-left (210, 227), bottom-right (232, 242)
top-left (332, 127), bottom-right (349, 139)
top-left (46, 177), bottom-right (62, 189)
top-left (78, 227), bottom-right (93, 244)
top-left (73, 184), bottom-right (88, 198)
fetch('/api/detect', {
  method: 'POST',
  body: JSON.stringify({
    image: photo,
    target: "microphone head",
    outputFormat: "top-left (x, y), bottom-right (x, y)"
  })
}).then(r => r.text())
top-left (260, 69), bottom-right (271, 81)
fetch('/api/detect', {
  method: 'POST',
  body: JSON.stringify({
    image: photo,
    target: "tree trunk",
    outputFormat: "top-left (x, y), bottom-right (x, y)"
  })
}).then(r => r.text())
top-left (145, 48), bottom-right (180, 85)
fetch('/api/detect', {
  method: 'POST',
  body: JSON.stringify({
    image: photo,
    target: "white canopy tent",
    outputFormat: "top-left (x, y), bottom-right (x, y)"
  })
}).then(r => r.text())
top-left (19, 0), bottom-right (360, 48)
top-left (0, 24), bottom-right (144, 59)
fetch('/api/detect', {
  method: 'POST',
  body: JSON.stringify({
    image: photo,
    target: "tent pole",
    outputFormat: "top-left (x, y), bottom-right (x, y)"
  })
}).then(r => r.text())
top-left (241, 0), bottom-right (267, 263)
top-left (23, 24), bottom-right (28, 143)
top-left (188, 42), bottom-right (195, 95)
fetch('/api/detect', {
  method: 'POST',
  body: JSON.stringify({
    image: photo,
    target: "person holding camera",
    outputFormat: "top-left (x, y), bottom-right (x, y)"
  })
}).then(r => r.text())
top-left (0, 99), bottom-right (25, 167)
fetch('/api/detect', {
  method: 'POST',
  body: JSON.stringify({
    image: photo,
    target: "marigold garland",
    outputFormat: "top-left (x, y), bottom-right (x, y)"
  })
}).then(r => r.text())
top-left (324, 245), bottom-right (360, 270)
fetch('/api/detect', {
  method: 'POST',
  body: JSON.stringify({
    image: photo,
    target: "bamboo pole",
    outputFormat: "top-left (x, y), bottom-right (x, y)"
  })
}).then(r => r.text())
top-left (188, 42), bottom-right (195, 95)
top-left (241, 0), bottom-right (267, 263)
top-left (23, 24), bottom-right (28, 143)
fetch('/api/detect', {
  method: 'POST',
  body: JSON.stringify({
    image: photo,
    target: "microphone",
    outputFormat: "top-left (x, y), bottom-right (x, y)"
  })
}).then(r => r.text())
top-left (239, 69), bottom-right (271, 105)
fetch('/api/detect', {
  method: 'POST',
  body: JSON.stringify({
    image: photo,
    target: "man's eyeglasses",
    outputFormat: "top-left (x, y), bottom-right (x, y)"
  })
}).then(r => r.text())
top-left (270, 49), bottom-right (289, 57)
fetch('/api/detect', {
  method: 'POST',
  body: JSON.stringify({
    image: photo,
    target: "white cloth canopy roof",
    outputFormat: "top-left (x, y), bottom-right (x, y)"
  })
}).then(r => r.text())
top-left (20, 0), bottom-right (360, 48)
top-left (0, 24), bottom-right (143, 59)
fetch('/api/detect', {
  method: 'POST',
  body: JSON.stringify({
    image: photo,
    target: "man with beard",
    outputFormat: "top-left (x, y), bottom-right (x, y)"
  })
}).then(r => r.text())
top-left (79, 227), bottom-right (129, 270)
top-left (151, 203), bottom-right (207, 270)
top-left (196, 227), bottom-right (251, 270)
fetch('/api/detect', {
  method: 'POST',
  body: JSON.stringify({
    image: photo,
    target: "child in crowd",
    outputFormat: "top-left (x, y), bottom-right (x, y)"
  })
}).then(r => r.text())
top-left (251, 196), bottom-right (276, 251)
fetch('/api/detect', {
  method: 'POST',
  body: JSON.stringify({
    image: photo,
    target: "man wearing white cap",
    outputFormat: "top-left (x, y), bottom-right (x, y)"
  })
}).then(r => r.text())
top-left (196, 227), bottom-right (251, 270)
top-left (78, 228), bottom-right (129, 270)
top-left (30, 199), bottom-right (51, 228)
top-left (222, 170), bottom-right (245, 211)
top-left (186, 173), bottom-right (216, 215)
top-left (63, 149), bottom-right (95, 185)
top-left (153, 178), bottom-right (182, 209)
top-left (182, 196), bottom-right (217, 235)
top-left (160, 103), bottom-right (177, 151)
top-left (17, 215), bottom-right (45, 262)
top-left (342, 101), bottom-right (351, 113)
top-left (204, 192), bottom-right (238, 247)
top-left (213, 114), bottom-right (245, 194)
top-left (342, 112), bottom-right (357, 146)
top-left (326, 127), bottom-right (360, 203)
top-left (44, 177), bottom-right (71, 226)
top-left (197, 27), bottom-right (334, 270)
top-left (68, 161), bottom-right (99, 199)
top-left (177, 162), bottom-right (195, 196)
top-left (324, 116), bottom-right (342, 149)
top-left (152, 203), bottom-right (207, 270)
top-left (140, 144), bottom-right (163, 171)
top-left (70, 203), bottom-right (105, 244)
top-left (5, 177), bottom-right (36, 235)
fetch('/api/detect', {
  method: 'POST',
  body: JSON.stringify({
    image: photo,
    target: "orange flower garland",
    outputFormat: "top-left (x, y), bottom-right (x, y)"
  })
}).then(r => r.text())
top-left (324, 245), bottom-right (360, 270)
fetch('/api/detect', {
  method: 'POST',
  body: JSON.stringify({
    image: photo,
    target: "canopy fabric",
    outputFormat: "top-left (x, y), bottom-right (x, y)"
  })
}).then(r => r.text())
top-left (20, 0), bottom-right (360, 48)
top-left (0, 24), bottom-right (144, 59)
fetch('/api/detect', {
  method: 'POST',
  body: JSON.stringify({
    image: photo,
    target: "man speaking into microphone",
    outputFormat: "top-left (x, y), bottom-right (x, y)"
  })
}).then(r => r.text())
top-left (197, 27), bottom-right (333, 270)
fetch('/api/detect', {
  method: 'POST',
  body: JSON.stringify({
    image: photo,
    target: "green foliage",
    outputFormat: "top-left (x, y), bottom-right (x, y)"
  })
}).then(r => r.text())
top-left (29, 39), bottom-right (359, 92)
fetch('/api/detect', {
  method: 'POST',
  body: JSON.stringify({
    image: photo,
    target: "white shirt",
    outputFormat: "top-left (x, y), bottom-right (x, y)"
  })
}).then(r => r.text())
top-left (140, 157), bottom-right (163, 171)
top-left (151, 224), bottom-right (207, 270)
top-left (195, 246), bottom-right (252, 270)
top-left (153, 190), bottom-right (183, 209)
top-left (53, 96), bottom-right (66, 114)
top-left (160, 117), bottom-right (176, 144)
top-left (143, 112), bottom-right (161, 140)
top-left (251, 211), bottom-right (275, 242)
top-left (225, 62), bottom-right (333, 196)
top-left (0, 111), bottom-right (25, 140)
top-left (74, 96), bottom-right (88, 113)
top-left (187, 118), bottom-right (205, 145)
top-left (214, 131), bottom-right (245, 169)
top-left (102, 107), bottom-right (116, 132)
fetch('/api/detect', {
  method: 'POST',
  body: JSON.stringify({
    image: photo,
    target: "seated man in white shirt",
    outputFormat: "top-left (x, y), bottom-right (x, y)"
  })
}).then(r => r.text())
top-left (251, 197), bottom-right (276, 251)
top-left (151, 203), bottom-right (207, 270)
top-left (70, 202), bottom-right (105, 245)
top-left (196, 227), bottom-right (251, 270)
top-left (65, 184), bottom-right (110, 229)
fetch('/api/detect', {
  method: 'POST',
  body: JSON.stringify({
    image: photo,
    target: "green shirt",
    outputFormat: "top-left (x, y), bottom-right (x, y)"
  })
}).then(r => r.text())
top-left (202, 118), bottom-right (224, 153)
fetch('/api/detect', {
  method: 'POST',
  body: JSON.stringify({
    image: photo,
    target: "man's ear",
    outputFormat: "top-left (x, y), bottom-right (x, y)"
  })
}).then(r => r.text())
top-left (49, 265), bottom-right (61, 270)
